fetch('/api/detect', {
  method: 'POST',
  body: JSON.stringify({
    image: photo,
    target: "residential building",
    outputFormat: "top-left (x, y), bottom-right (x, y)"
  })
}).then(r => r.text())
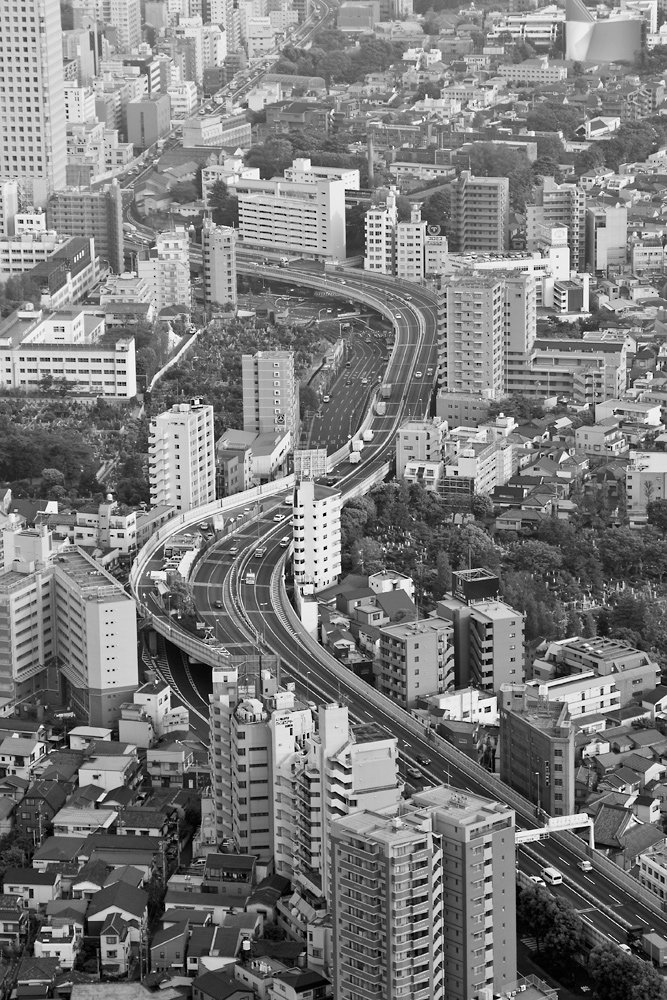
top-left (586, 204), bottom-right (628, 273)
top-left (0, 0), bottom-right (68, 204)
top-left (78, 754), bottom-right (140, 791)
top-left (18, 781), bottom-right (68, 846)
top-left (450, 171), bottom-right (509, 253)
top-left (0, 232), bottom-right (91, 278)
top-left (626, 450), bottom-right (667, 527)
top-left (209, 663), bottom-right (239, 846)
top-left (242, 350), bottom-right (299, 442)
top-left (396, 418), bottom-right (447, 478)
top-left (0, 737), bottom-right (48, 780)
top-left (215, 433), bottom-right (254, 497)
top-left (331, 785), bottom-right (516, 1000)
top-left (3, 870), bottom-right (62, 910)
top-left (149, 399), bottom-right (216, 513)
top-left (507, 336), bottom-right (628, 403)
top-left (284, 157), bottom-right (360, 190)
top-left (100, 914), bottom-right (131, 975)
top-left (0, 305), bottom-right (136, 398)
top-left (574, 420), bottom-right (627, 457)
top-left (46, 182), bottom-right (124, 274)
top-left (202, 221), bottom-right (237, 308)
top-left (0, 895), bottom-right (27, 948)
top-left (527, 177), bottom-right (587, 272)
top-left (99, 0), bottom-right (142, 51)
top-left (497, 56), bottom-right (567, 84)
top-left (639, 842), bottom-right (667, 903)
top-left (138, 228), bottom-right (191, 314)
top-left (292, 480), bottom-right (341, 593)
top-left (53, 547), bottom-right (139, 727)
top-left (201, 157), bottom-right (261, 209)
top-left (237, 178), bottom-right (346, 261)
top-left (42, 498), bottom-right (139, 554)
top-left (531, 636), bottom-right (660, 705)
top-left (364, 190), bottom-right (397, 274)
top-left (377, 616), bottom-right (455, 710)
top-left (519, 671), bottom-right (621, 720)
top-left (147, 738), bottom-right (197, 789)
top-left (436, 569), bottom-right (525, 693)
top-left (499, 694), bottom-right (575, 816)
top-left (86, 882), bottom-right (148, 942)
top-left (126, 93), bottom-right (172, 150)
top-left (438, 272), bottom-right (506, 399)
top-left (396, 204), bottom-right (428, 282)
top-left (0, 182), bottom-right (19, 238)
top-left (181, 113), bottom-right (251, 148)
top-left (33, 909), bottom-right (84, 968)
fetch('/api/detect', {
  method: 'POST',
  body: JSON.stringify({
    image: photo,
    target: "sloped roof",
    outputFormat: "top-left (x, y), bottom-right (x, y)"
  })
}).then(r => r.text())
top-left (86, 881), bottom-right (148, 919)
top-left (593, 803), bottom-right (635, 847)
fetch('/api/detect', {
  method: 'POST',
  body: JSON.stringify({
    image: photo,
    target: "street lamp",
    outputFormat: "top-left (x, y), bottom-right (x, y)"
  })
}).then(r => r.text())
top-left (534, 770), bottom-right (541, 815)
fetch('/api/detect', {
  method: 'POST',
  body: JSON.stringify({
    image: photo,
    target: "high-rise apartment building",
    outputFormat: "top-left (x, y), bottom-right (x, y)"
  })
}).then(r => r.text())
top-left (527, 176), bottom-right (586, 272)
top-left (331, 785), bottom-right (516, 1000)
top-left (202, 221), bottom-right (237, 308)
top-left (0, 182), bottom-right (19, 238)
top-left (237, 177), bottom-right (346, 261)
top-left (292, 480), bottom-right (341, 592)
top-left (396, 204), bottom-right (428, 281)
top-left (242, 349), bottom-right (299, 440)
top-left (503, 271), bottom-right (537, 389)
top-left (377, 617), bottom-right (455, 710)
top-left (47, 181), bottom-right (124, 274)
top-left (53, 548), bottom-right (138, 727)
top-left (450, 171), bottom-right (509, 253)
top-left (0, 0), bottom-right (68, 204)
top-left (439, 273), bottom-right (505, 399)
top-left (364, 191), bottom-right (397, 274)
top-left (97, 0), bottom-right (141, 51)
top-left (209, 662), bottom-right (239, 845)
top-left (436, 569), bottom-right (525, 693)
top-left (585, 204), bottom-right (628, 273)
top-left (148, 399), bottom-right (216, 512)
top-left (499, 692), bottom-right (576, 817)
top-left (138, 228), bottom-right (191, 312)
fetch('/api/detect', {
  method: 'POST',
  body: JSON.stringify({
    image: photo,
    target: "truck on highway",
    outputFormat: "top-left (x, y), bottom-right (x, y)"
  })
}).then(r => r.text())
top-left (352, 440), bottom-right (364, 453)
top-left (380, 384), bottom-right (392, 399)
top-left (362, 429), bottom-right (374, 442)
top-left (643, 933), bottom-right (667, 966)
top-left (349, 452), bottom-right (361, 464)
top-left (244, 569), bottom-right (256, 585)
top-left (375, 401), bottom-right (387, 416)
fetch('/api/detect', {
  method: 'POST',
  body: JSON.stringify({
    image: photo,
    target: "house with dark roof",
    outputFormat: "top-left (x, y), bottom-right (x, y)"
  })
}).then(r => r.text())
top-left (86, 882), bottom-right (148, 942)
top-left (246, 874), bottom-right (290, 922)
top-left (17, 957), bottom-right (61, 999)
top-left (16, 780), bottom-right (67, 843)
top-left (71, 860), bottom-right (111, 899)
top-left (3, 868), bottom-right (62, 909)
top-left (100, 913), bottom-right (131, 976)
top-left (192, 969), bottom-right (252, 1000)
top-left (185, 925), bottom-right (215, 975)
top-left (150, 922), bottom-right (189, 974)
top-left (271, 968), bottom-right (331, 1000)
top-left (0, 892), bottom-right (28, 947)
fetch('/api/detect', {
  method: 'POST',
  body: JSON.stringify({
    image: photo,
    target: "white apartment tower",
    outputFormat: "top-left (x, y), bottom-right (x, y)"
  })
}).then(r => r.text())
top-left (331, 785), bottom-right (517, 1000)
top-left (0, 0), bottom-right (68, 204)
top-left (440, 273), bottom-right (506, 399)
top-left (98, 0), bottom-right (141, 51)
top-left (237, 177), bottom-right (346, 260)
top-left (292, 480), bottom-right (341, 592)
top-left (138, 228), bottom-right (191, 313)
top-left (364, 191), bottom-right (397, 274)
top-left (149, 399), bottom-right (216, 512)
top-left (242, 349), bottom-right (299, 441)
top-left (202, 220), bottom-right (237, 307)
top-left (396, 204), bottom-right (428, 282)
top-left (54, 548), bottom-right (138, 727)
top-left (209, 663), bottom-right (239, 845)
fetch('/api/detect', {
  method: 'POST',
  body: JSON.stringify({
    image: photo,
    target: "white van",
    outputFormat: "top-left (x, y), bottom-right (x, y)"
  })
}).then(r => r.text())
top-left (279, 536), bottom-right (290, 548)
top-left (541, 867), bottom-right (563, 885)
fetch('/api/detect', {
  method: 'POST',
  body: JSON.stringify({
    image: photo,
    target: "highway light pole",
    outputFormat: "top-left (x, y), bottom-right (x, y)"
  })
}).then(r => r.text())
top-left (534, 770), bottom-right (541, 815)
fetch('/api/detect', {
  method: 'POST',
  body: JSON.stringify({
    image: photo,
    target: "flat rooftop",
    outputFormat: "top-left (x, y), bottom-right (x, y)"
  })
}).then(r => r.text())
top-left (54, 548), bottom-right (131, 603)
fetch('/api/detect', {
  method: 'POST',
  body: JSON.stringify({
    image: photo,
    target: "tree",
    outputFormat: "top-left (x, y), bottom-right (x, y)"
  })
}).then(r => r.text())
top-left (510, 540), bottom-right (563, 577)
top-left (434, 550), bottom-right (452, 600)
top-left (516, 884), bottom-right (558, 952)
top-left (346, 202), bottom-right (368, 257)
top-left (471, 494), bottom-right (494, 520)
top-left (589, 942), bottom-right (667, 1000)
top-left (245, 137), bottom-right (294, 179)
top-left (207, 179), bottom-right (239, 227)
top-left (468, 143), bottom-right (534, 212)
top-left (299, 383), bottom-right (319, 417)
top-left (352, 537), bottom-right (384, 574)
top-left (542, 895), bottom-right (586, 965)
top-left (41, 468), bottom-right (65, 492)
top-left (422, 189), bottom-right (452, 233)
top-left (647, 499), bottom-right (667, 534)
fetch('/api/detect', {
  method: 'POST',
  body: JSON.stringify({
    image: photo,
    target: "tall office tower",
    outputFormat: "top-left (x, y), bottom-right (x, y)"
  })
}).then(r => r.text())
top-left (503, 271), bottom-right (537, 389)
top-left (209, 662), bottom-right (239, 845)
top-left (292, 480), bottom-right (341, 593)
top-left (54, 548), bottom-right (138, 727)
top-left (201, 220), bottom-right (237, 308)
top-left (439, 272), bottom-right (506, 399)
top-left (585, 204), bottom-right (628, 273)
top-left (377, 617), bottom-right (455, 710)
top-left (396, 204), bottom-right (428, 282)
top-left (275, 703), bottom-right (402, 946)
top-left (174, 17), bottom-right (205, 83)
top-left (527, 176), bottom-right (586, 272)
top-left (450, 171), bottom-right (509, 253)
top-left (138, 228), bottom-right (191, 312)
top-left (242, 349), bottom-right (299, 441)
top-left (47, 181), bottom-right (124, 273)
top-left (0, 0), bottom-right (68, 205)
top-left (364, 191), bottom-right (397, 274)
top-left (96, 0), bottom-right (141, 51)
top-left (148, 398), bottom-right (216, 512)
top-left (436, 568), bottom-right (525, 693)
top-left (331, 786), bottom-right (517, 1000)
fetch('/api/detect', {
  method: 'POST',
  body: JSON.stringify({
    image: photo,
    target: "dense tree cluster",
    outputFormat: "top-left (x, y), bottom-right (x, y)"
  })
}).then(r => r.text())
top-left (516, 884), bottom-right (585, 966)
top-left (0, 274), bottom-right (41, 318)
top-left (589, 942), bottom-right (667, 1000)
top-left (273, 38), bottom-right (404, 87)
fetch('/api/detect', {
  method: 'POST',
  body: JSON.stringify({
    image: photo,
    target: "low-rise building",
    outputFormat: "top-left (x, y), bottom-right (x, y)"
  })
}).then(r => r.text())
top-left (3, 869), bottom-right (62, 909)
top-left (146, 738), bottom-right (196, 789)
